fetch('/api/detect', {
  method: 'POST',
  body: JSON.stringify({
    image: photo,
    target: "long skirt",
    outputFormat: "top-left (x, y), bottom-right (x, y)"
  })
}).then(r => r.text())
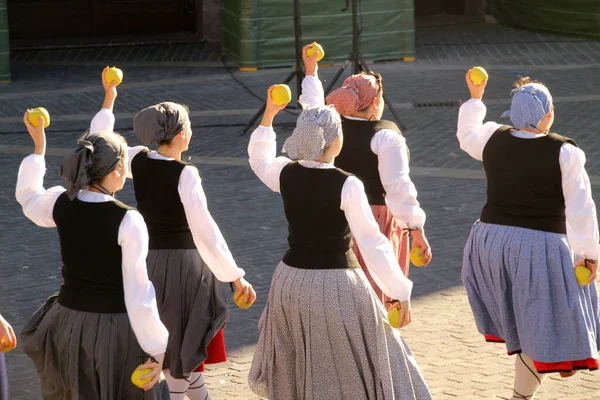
top-left (352, 204), bottom-right (410, 310)
top-left (463, 221), bottom-right (600, 373)
top-left (147, 249), bottom-right (228, 379)
top-left (249, 262), bottom-right (433, 400)
top-left (0, 352), bottom-right (8, 400)
top-left (20, 294), bottom-right (170, 399)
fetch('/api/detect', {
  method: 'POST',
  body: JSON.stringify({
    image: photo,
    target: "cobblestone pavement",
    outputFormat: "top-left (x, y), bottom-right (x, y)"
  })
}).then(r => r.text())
top-left (1, 22), bottom-right (600, 399)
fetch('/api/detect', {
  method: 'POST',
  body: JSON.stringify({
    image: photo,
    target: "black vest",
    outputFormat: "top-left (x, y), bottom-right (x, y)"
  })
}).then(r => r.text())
top-left (52, 192), bottom-right (132, 313)
top-left (279, 162), bottom-right (360, 269)
top-left (481, 125), bottom-right (577, 234)
top-left (335, 118), bottom-right (408, 205)
top-left (131, 150), bottom-right (197, 249)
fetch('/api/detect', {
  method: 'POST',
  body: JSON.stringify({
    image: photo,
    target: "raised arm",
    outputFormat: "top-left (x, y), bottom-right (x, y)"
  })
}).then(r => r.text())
top-left (91, 68), bottom-right (147, 177)
top-left (456, 69), bottom-right (502, 160)
top-left (298, 43), bottom-right (325, 107)
top-left (15, 111), bottom-right (64, 228)
top-left (248, 86), bottom-right (293, 192)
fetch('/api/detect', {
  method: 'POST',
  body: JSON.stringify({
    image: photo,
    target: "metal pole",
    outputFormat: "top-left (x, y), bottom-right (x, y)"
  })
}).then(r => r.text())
top-left (351, 0), bottom-right (360, 74)
top-left (292, 0), bottom-right (303, 106)
top-left (0, 0), bottom-right (10, 83)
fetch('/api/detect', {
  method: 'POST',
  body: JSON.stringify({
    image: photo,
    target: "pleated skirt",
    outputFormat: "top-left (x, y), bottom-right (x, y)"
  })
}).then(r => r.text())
top-left (20, 294), bottom-right (170, 400)
top-left (352, 205), bottom-right (410, 310)
top-left (147, 249), bottom-right (229, 379)
top-left (462, 221), bottom-right (600, 372)
top-left (249, 262), bottom-right (433, 400)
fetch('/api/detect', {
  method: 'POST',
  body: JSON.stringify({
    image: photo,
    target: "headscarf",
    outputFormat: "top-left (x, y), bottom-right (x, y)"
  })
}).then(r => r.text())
top-left (60, 131), bottom-right (125, 200)
top-left (501, 83), bottom-right (553, 130)
top-left (282, 104), bottom-right (342, 161)
top-left (326, 73), bottom-right (379, 116)
top-left (133, 102), bottom-right (189, 146)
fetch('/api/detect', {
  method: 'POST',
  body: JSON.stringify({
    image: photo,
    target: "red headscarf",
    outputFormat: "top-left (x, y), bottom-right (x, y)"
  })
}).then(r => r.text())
top-left (326, 74), bottom-right (379, 116)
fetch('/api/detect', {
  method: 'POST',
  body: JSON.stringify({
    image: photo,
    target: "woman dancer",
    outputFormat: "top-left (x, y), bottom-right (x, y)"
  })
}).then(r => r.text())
top-left (16, 109), bottom-right (168, 399)
top-left (90, 68), bottom-right (256, 400)
top-left (300, 45), bottom-right (431, 309)
top-left (458, 70), bottom-right (600, 399)
top-left (247, 86), bottom-right (432, 399)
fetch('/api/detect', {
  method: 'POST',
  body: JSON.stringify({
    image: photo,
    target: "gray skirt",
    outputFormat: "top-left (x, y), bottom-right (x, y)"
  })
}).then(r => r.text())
top-left (147, 249), bottom-right (228, 379)
top-left (21, 294), bottom-right (170, 400)
top-left (462, 221), bottom-right (600, 367)
top-left (249, 262), bottom-right (433, 400)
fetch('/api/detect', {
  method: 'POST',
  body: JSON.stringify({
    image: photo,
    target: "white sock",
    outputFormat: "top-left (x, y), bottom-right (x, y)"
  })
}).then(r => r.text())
top-left (164, 369), bottom-right (190, 400)
top-left (511, 353), bottom-right (546, 400)
top-left (186, 372), bottom-right (211, 400)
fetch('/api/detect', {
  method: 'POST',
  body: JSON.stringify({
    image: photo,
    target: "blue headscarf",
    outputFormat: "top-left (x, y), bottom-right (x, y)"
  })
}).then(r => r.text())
top-left (501, 83), bottom-right (553, 130)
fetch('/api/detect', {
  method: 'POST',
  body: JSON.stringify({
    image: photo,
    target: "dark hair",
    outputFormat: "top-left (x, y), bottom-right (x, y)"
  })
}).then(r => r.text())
top-left (513, 76), bottom-right (544, 88)
top-left (357, 72), bottom-right (383, 113)
top-left (157, 104), bottom-right (191, 147)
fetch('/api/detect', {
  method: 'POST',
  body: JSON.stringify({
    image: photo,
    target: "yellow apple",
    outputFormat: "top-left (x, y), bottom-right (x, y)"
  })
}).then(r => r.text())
top-left (233, 290), bottom-right (254, 309)
top-left (575, 265), bottom-right (592, 285)
top-left (28, 107), bottom-right (50, 128)
top-left (410, 247), bottom-right (425, 267)
top-left (469, 66), bottom-right (488, 85)
top-left (104, 67), bottom-right (123, 86)
top-left (387, 305), bottom-right (402, 328)
top-left (271, 84), bottom-right (292, 106)
top-left (1, 336), bottom-right (12, 353)
top-left (131, 364), bottom-right (153, 388)
top-left (306, 42), bottom-right (325, 61)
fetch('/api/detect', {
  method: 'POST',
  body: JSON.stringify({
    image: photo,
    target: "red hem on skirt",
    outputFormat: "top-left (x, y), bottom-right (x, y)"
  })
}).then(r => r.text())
top-left (194, 329), bottom-right (227, 372)
top-left (483, 334), bottom-right (599, 373)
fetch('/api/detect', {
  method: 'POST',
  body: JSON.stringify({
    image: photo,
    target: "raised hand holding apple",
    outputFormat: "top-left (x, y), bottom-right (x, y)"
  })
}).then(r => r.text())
top-left (465, 68), bottom-right (487, 100)
top-left (23, 110), bottom-right (46, 156)
top-left (302, 42), bottom-right (322, 76)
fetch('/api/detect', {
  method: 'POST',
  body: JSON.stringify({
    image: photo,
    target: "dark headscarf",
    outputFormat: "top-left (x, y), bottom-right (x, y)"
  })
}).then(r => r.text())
top-left (133, 102), bottom-right (189, 146)
top-left (59, 131), bottom-right (125, 200)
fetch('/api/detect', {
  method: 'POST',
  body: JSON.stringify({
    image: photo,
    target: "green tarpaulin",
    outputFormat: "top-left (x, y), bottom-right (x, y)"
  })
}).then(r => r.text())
top-left (492, 0), bottom-right (600, 38)
top-left (0, 0), bottom-right (9, 82)
top-left (221, 0), bottom-right (415, 69)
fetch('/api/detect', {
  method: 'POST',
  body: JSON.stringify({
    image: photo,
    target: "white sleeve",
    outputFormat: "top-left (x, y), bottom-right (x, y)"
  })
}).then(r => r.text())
top-left (178, 166), bottom-right (246, 282)
top-left (372, 130), bottom-right (426, 228)
top-left (126, 146), bottom-right (148, 179)
top-left (248, 125), bottom-right (293, 193)
top-left (298, 74), bottom-right (325, 107)
top-left (119, 210), bottom-right (169, 356)
top-left (90, 108), bottom-right (115, 134)
top-left (15, 154), bottom-right (65, 228)
top-left (560, 144), bottom-right (600, 260)
top-left (456, 99), bottom-right (503, 161)
top-left (341, 176), bottom-right (413, 301)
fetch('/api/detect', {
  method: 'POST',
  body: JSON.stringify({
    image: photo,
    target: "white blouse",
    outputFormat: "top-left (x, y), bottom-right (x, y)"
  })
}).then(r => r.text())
top-left (248, 125), bottom-right (413, 301)
top-left (300, 74), bottom-right (426, 229)
top-left (457, 98), bottom-right (600, 260)
top-left (15, 155), bottom-right (168, 356)
top-left (91, 108), bottom-right (245, 283)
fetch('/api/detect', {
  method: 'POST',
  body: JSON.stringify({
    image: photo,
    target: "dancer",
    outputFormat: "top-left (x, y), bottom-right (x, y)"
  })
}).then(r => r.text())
top-left (16, 110), bottom-right (169, 399)
top-left (247, 86), bottom-right (432, 399)
top-left (300, 45), bottom-right (431, 309)
top-left (0, 313), bottom-right (15, 400)
top-left (90, 68), bottom-right (256, 400)
top-left (458, 70), bottom-right (600, 399)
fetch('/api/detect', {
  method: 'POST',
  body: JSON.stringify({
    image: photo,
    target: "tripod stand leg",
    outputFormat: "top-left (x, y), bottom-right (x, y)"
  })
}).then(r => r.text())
top-left (324, 58), bottom-right (351, 96)
top-left (358, 54), bottom-right (407, 131)
top-left (239, 70), bottom-right (299, 136)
